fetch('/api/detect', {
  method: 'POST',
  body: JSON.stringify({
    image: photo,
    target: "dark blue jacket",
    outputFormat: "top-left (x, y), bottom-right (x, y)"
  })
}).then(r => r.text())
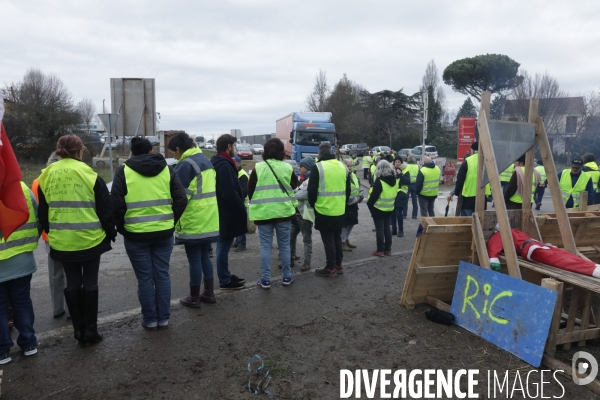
top-left (557, 170), bottom-right (594, 208)
top-left (210, 153), bottom-right (247, 240)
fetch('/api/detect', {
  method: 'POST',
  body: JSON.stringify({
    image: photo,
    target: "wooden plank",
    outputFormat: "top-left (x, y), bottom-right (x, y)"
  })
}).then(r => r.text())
top-left (521, 98), bottom-right (538, 218)
top-left (425, 225), bottom-right (472, 234)
top-left (416, 265), bottom-right (459, 274)
top-left (474, 91), bottom-right (491, 218)
top-left (472, 212), bottom-right (491, 269)
top-left (511, 257), bottom-right (600, 294)
top-left (542, 355), bottom-right (600, 395)
top-left (521, 208), bottom-right (542, 241)
top-left (535, 116), bottom-right (578, 255)
top-left (563, 288), bottom-right (581, 350)
top-left (478, 108), bottom-right (521, 278)
top-left (425, 295), bottom-right (451, 312)
top-left (542, 278), bottom-right (563, 358)
top-left (400, 235), bottom-right (424, 309)
top-left (556, 328), bottom-right (600, 345)
top-left (578, 291), bottom-right (594, 347)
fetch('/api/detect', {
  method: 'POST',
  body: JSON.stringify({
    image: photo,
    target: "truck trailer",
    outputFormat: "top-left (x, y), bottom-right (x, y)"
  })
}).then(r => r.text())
top-left (275, 112), bottom-right (336, 162)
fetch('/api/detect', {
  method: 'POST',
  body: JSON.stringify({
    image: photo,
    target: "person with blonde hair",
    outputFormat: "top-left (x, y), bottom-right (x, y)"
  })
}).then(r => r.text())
top-left (38, 135), bottom-right (116, 345)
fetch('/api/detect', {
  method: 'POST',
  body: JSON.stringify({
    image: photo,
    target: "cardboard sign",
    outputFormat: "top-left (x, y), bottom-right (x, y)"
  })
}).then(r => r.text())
top-left (449, 261), bottom-right (557, 367)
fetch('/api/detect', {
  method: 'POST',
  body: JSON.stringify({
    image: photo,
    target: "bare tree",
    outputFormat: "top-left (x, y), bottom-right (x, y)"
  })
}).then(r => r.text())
top-left (306, 69), bottom-right (330, 112)
top-left (77, 98), bottom-right (96, 134)
top-left (339, 110), bottom-right (374, 143)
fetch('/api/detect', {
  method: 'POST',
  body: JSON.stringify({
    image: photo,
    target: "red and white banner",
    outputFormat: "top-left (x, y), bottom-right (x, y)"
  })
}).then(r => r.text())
top-left (457, 117), bottom-right (476, 163)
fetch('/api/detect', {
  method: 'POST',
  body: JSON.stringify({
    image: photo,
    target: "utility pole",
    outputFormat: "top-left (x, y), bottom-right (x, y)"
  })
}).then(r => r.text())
top-left (422, 91), bottom-right (428, 160)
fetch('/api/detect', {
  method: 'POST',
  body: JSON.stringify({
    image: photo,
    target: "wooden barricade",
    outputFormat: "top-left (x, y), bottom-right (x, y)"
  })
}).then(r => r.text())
top-left (400, 217), bottom-right (473, 310)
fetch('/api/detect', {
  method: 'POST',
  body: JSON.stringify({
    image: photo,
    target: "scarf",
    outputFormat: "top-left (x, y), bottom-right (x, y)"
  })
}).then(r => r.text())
top-left (515, 166), bottom-right (541, 196)
top-left (219, 151), bottom-right (235, 165)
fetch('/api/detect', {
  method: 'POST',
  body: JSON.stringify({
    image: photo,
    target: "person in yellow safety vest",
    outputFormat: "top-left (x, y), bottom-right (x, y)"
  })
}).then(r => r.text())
top-left (168, 133), bottom-right (223, 305)
top-left (392, 157), bottom-right (411, 238)
top-left (582, 153), bottom-right (600, 204)
top-left (503, 155), bottom-right (541, 210)
top-left (534, 159), bottom-right (548, 210)
top-left (416, 156), bottom-right (441, 217)
top-left (499, 164), bottom-right (514, 193)
top-left (38, 134), bottom-right (117, 345)
top-left (362, 152), bottom-right (372, 180)
top-left (367, 160), bottom-right (396, 257)
top-left (403, 155), bottom-right (420, 219)
top-left (248, 138), bottom-right (299, 289)
top-left (341, 160), bottom-right (364, 252)
top-left (558, 158), bottom-right (594, 209)
top-left (350, 153), bottom-right (360, 179)
top-left (307, 141), bottom-right (350, 277)
top-left (447, 141), bottom-right (491, 216)
top-left (369, 160), bottom-right (377, 186)
top-left (32, 151), bottom-right (69, 319)
top-left (111, 137), bottom-right (188, 328)
top-left (0, 181), bottom-right (41, 364)
top-left (233, 155), bottom-right (249, 252)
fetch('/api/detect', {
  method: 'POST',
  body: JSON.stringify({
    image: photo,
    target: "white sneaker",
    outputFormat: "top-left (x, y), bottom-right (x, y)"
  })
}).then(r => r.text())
top-left (24, 346), bottom-right (37, 357)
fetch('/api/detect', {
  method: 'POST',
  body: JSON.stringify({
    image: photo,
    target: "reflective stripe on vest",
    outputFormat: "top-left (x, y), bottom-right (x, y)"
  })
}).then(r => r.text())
top-left (350, 173), bottom-right (360, 197)
top-left (373, 179), bottom-right (396, 212)
top-left (38, 158), bottom-right (106, 251)
top-left (0, 182), bottom-right (39, 260)
top-left (405, 164), bottom-right (419, 184)
top-left (249, 160), bottom-right (297, 220)
top-left (238, 168), bottom-right (250, 207)
top-left (508, 166), bottom-right (536, 204)
top-left (463, 154), bottom-right (479, 197)
top-left (124, 165), bottom-right (174, 233)
top-left (363, 156), bottom-right (372, 168)
top-left (314, 159), bottom-right (347, 216)
top-left (420, 166), bottom-right (441, 196)
top-left (535, 166), bottom-right (547, 184)
top-left (584, 162), bottom-right (600, 191)
top-left (175, 150), bottom-right (220, 240)
top-left (500, 164), bottom-right (514, 182)
top-left (559, 169), bottom-right (591, 208)
top-left (397, 176), bottom-right (408, 194)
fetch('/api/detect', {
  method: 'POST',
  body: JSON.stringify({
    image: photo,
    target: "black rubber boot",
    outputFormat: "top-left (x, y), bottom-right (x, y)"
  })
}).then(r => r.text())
top-left (82, 288), bottom-right (103, 344)
top-left (180, 285), bottom-right (202, 308)
top-left (64, 288), bottom-right (86, 344)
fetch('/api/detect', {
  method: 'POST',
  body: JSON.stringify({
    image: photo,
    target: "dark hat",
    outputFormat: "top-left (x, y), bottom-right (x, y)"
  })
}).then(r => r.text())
top-left (299, 156), bottom-right (315, 170)
top-left (471, 141), bottom-right (479, 151)
top-left (571, 158), bottom-right (583, 168)
top-left (535, 159), bottom-right (543, 166)
top-left (233, 155), bottom-right (242, 162)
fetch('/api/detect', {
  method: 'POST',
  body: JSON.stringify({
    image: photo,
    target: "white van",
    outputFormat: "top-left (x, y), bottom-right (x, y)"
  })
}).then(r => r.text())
top-left (412, 145), bottom-right (438, 158)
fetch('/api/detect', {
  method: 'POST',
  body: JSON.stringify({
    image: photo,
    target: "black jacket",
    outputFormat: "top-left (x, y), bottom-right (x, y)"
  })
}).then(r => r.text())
top-left (38, 163), bottom-right (117, 263)
top-left (368, 174), bottom-right (397, 219)
top-left (210, 153), bottom-right (247, 240)
top-left (307, 154), bottom-right (351, 232)
top-left (112, 153), bottom-right (188, 242)
top-left (394, 170), bottom-right (411, 207)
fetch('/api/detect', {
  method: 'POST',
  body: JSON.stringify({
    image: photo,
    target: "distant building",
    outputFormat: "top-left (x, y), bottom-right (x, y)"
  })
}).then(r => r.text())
top-left (503, 97), bottom-right (584, 153)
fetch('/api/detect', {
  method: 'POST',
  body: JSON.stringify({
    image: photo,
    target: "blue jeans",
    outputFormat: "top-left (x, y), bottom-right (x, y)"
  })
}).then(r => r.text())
top-left (391, 206), bottom-right (404, 233)
top-left (258, 221), bottom-right (292, 281)
top-left (124, 237), bottom-right (173, 325)
top-left (460, 208), bottom-right (473, 216)
top-left (235, 234), bottom-right (246, 247)
top-left (534, 186), bottom-right (545, 205)
top-left (403, 186), bottom-right (418, 218)
top-left (217, 237), bottom-right (234, 286)
top-left (0, 274), bottom-right (36, 352)
top-left (184, 243), bottom-right (213, 286)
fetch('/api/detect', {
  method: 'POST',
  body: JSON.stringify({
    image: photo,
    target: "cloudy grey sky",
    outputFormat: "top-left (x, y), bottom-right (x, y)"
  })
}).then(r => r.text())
top-left (3, 0), bottom-right (599, 138)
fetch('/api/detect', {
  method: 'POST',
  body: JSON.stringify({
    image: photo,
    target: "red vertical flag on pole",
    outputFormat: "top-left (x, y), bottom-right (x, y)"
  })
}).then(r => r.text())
top-left (0, 122), bottom-right (29, 241)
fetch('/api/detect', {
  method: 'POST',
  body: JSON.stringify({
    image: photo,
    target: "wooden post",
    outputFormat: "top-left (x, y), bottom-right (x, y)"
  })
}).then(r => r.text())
top-left (478, 107), bottom-right (521, 278)
top-left (542, 278), bottom-right (563, 358)
top-left (475, 92), bottom-right (491, 215)
top-left (535, 117), bottom-right (578, 254)
top-left (522, 98), bottom-right (538, 222)
top-left (472, 212), bottom-right (491, 269)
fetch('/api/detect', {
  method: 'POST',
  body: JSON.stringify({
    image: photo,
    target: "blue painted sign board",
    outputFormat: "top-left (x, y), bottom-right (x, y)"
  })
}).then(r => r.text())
top-left (449, 261), bottom-right (557, 367)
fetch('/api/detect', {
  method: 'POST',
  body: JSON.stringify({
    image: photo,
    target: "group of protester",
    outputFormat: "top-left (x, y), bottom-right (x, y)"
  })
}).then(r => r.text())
top-left (448, 141), bottom-right (599, 216)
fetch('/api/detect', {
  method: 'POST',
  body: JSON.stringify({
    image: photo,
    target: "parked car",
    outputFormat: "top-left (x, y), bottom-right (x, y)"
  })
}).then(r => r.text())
top-left (412, 145), bottom-right (438, 158)
top-left (371, 146), bottom-right (391, 154)
top-left (349, 143), bottom-right (369, 157)
top-left (339, 144), bottom-right (355, 155)
top-left (205, 143), bottom-right (214, 149)
top-left (251, 144), bottom-right (264, 154)
top-left (236, 143), bottom-right (253, 160)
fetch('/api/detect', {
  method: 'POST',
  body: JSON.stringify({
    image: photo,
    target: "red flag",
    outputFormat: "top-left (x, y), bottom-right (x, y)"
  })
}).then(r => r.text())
top-left (0, 123), bottom-right (29, 240)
